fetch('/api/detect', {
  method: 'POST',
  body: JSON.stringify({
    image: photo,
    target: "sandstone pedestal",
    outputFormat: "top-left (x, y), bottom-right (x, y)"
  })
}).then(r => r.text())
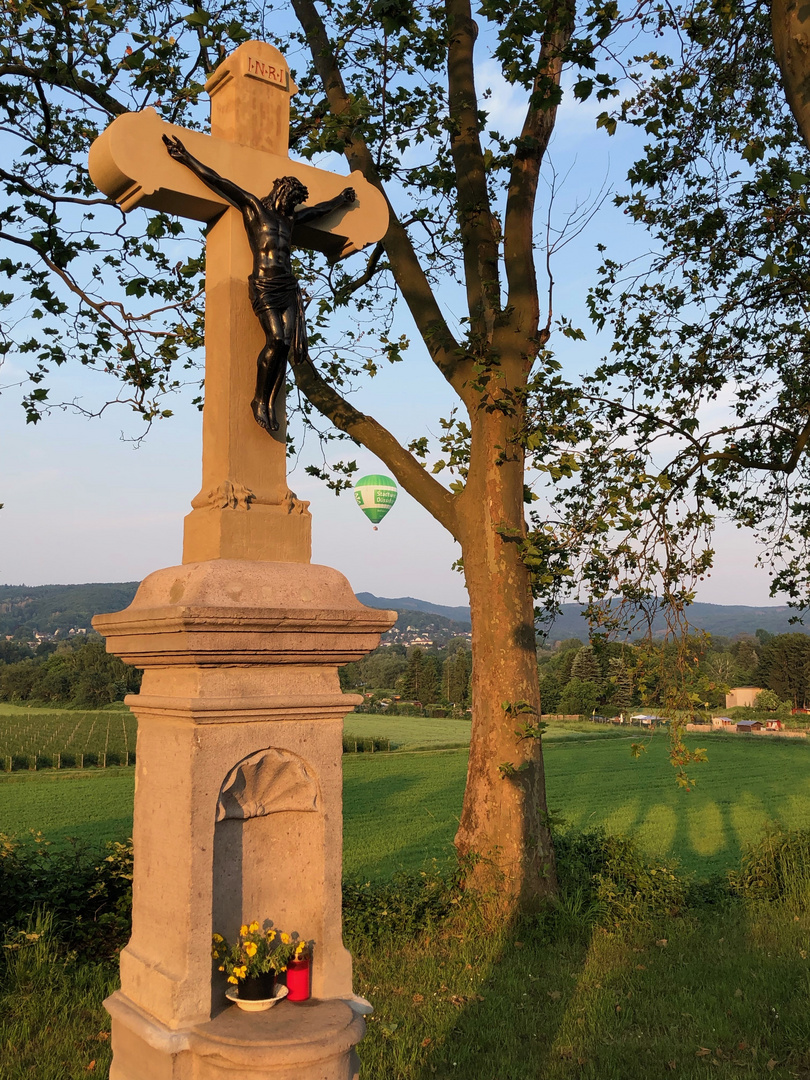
top-left (94, 560), bottom-right (395, 1080)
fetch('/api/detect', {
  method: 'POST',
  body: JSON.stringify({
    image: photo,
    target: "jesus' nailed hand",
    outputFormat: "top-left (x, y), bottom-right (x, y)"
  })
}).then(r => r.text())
top-left (162, 134), bottom-right (357, 434)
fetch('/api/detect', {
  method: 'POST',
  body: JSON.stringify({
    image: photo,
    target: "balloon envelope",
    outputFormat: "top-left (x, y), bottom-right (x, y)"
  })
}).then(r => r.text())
top-left (354, 474), bottom-right (398, 525)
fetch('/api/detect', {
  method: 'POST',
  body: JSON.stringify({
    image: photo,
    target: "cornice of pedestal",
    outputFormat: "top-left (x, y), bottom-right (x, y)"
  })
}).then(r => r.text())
top-left (93, 559), bottom-right (397, 669)
top-left (126, 692), bottom-right (363, 722)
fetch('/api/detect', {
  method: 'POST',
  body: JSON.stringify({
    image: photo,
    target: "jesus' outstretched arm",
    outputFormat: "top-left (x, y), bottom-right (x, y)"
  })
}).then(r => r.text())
top-left (295, 187), bottom-right (356, 225)
top-left (162, 134), bottom-right (260, 213)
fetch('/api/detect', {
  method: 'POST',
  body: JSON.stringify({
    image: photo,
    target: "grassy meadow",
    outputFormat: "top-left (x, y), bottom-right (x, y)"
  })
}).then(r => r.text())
top-left (3, 708), bottom-right (810, 1079)
top-left (2, 712), bottom-right (810, 878)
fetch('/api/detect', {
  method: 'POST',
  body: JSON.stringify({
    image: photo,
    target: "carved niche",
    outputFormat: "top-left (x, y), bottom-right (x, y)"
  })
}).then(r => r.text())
top-left (216, 748), bottom-right (319, 822)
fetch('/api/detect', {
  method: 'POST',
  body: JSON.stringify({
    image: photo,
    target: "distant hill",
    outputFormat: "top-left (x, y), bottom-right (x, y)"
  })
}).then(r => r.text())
top-left (0, 582), bottom-right (805, 643)
top-left (541, 601), bottom-right (807, 642)
top-left (0, 582), bottom-right (139, 638)
top-left (377, 608), bottom-right (471, 644)
top-left (360, 593), bottom-right (807, 642)
top-left (356, 592), bottom-right (472, 626)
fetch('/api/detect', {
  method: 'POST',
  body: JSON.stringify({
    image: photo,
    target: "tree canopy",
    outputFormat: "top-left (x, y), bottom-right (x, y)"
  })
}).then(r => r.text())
top-left (567, 2), bottom-right (810, 621)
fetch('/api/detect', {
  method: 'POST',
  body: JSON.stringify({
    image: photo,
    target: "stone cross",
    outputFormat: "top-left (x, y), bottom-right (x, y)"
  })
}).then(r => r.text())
top-left (90, 40), bottom-right (387, 564)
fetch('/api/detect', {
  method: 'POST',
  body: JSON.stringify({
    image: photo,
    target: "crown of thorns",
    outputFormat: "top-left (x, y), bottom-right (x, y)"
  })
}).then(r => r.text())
top-left (264, 175), bottom-right (309, 210)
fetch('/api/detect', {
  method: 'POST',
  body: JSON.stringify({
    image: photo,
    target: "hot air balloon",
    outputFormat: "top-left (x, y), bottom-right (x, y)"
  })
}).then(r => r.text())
top-left (354, 474), bottom-right (398, 529)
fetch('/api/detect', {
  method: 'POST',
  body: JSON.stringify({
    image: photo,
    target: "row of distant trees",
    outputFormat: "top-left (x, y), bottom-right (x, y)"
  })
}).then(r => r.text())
top-left (4, 628), bottom-right (808, 715)
top-left (337, 630), bottom-right (810, 719)
top-left (0, 638), bottom-right (141, 708)
top-left (340, 641), bottom-right (472, 710)
top-left (537, 630), bottom-right (810, 714)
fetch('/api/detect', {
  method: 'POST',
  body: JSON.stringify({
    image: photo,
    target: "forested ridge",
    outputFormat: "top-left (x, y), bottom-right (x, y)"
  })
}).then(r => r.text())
top-left (1, 583), bottom-right (803, 641)
top-left (0, 583), bottom-right (139, 639)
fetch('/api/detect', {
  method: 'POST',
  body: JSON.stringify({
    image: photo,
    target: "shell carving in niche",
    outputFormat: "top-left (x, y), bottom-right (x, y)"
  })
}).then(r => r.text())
top-left (216, 748), bottom-right (319, 822)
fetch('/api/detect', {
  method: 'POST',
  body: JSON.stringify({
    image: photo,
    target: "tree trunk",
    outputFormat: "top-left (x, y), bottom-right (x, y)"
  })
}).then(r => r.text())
top-left (454, 401), bottom-right (558, 909)
top-left (772, 0), bottom-right (810, 152)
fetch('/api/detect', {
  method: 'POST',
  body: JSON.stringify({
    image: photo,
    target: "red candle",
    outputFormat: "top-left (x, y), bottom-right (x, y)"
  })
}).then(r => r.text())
top-left (286, 959), bottom-right (310, 1001)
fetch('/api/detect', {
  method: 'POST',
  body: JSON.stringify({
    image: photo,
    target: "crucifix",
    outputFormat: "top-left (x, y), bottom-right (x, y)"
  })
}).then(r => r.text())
top-left (90, 40), bottom-right (388, 564)
top-left (90, 40), bottom-right (396, 1080)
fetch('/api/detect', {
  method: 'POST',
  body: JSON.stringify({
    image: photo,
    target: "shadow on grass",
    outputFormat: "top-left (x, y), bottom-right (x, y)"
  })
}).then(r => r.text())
top-left (344, 764), bottom-right (466, 879)
top-left (355, 902), bottom-right (810, 1080)
top-left (545, 735), bottom-right (810, 880)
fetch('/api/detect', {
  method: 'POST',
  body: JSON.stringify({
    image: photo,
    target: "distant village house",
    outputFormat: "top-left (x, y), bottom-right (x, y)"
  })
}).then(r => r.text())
top-left (736, 719), bottom-right (763, 733)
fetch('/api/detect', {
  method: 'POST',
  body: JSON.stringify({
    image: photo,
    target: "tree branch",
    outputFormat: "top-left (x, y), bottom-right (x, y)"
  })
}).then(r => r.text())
top-left (502, 0), bottom-right (574, 336)
top-left (292, 358), bottom-right (460, 536)
top-left (446, 0), bottom-right (501, 339)
top-left (0, 62), bottom-right (127, 119)
top-left (697, 413), bottom-right (810, 476)
top-left (0, 231), bottom-right (175, 342)
top-left (291, 0), bottom-right (467, 390)
top-left (334, 240), bottom-right (386, 299)
top-left (0, 167), bottom-right (110, 206)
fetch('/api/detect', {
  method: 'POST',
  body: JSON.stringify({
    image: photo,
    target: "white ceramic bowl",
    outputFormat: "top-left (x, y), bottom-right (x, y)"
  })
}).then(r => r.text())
top-left (226, 983), bottom-right (289, 1012)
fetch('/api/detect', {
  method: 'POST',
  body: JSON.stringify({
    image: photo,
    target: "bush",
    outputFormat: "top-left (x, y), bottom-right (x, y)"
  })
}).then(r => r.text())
top-left (386, 703), bottom-right (422, 717)
top-left (342, 866), bottom-right (461, 942)
top-left (594, 836), bottom-right (685, 923)
top-left (8, 823), bottom-right (807, 968)
top-left (756, 689), bottom-right (781, 711)
top-left (731, 825), bottom-right (810, 908)
top-left (0, 833), bottom-right (132, 958)
top-left (552, 827), bottom-right (686, 925)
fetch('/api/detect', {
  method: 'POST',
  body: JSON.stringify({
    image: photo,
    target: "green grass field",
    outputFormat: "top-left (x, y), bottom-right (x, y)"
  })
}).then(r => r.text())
top-left (4, 714), bottom-right (810, 1080)
top-left (343, 713), bottom-right (471, 750)
top-left (3, 724), bottom-right (810, 878)
top-left (0, 707), bottom-right (638, 766)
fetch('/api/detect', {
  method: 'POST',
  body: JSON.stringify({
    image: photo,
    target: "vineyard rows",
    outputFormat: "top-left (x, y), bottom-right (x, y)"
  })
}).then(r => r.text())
top-left (0, 710), bottom-right (393, 771)
top-left (0, 709), bottom-right (138, 771)
top-left (342, 736), bottom-right (392, 754)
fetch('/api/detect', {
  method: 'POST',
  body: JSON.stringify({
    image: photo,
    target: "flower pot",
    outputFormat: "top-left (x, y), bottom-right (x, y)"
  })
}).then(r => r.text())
top-left (238, 972), bottom-right (276, 1000)
top-left (286, 958), bottom-right (310, 1001)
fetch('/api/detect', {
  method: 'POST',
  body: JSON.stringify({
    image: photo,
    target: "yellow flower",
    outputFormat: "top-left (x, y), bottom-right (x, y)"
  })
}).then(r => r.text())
top-left (248, 921), bottom-right (259, 934)
top-left (212, 934), bottom-right (224, 943)
top-left (218, 966), bottom-right (225, 972)
top-left (240, 925), bottom-right (249, 937)
top-left (244, 942), bottom-right (258, 958)
top-left (227, 975), bottom-right (238, 984)
top-left (280, 933), bottom-right (291, 945)
top-left (267, 930), bottom-right (277, 941)
top-left (294, 942), bottom-right (306, 959)
top-left (234, 965), bottom-right (247, 978)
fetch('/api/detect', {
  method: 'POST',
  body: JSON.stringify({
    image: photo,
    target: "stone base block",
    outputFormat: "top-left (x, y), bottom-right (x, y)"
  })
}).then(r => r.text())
top-left (107, 991), bottom-right (363, 1080)
top-left (182, 502), bottom-right (312, 565)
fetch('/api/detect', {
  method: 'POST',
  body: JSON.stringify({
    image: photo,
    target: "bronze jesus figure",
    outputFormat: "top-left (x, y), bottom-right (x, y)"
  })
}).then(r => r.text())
top-left (163, 134), bottom-right (356, 433)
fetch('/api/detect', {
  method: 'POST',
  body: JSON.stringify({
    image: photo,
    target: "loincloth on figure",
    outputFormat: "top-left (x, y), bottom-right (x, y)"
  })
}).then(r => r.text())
top-left (248, 271), bottom-right (309, 367)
